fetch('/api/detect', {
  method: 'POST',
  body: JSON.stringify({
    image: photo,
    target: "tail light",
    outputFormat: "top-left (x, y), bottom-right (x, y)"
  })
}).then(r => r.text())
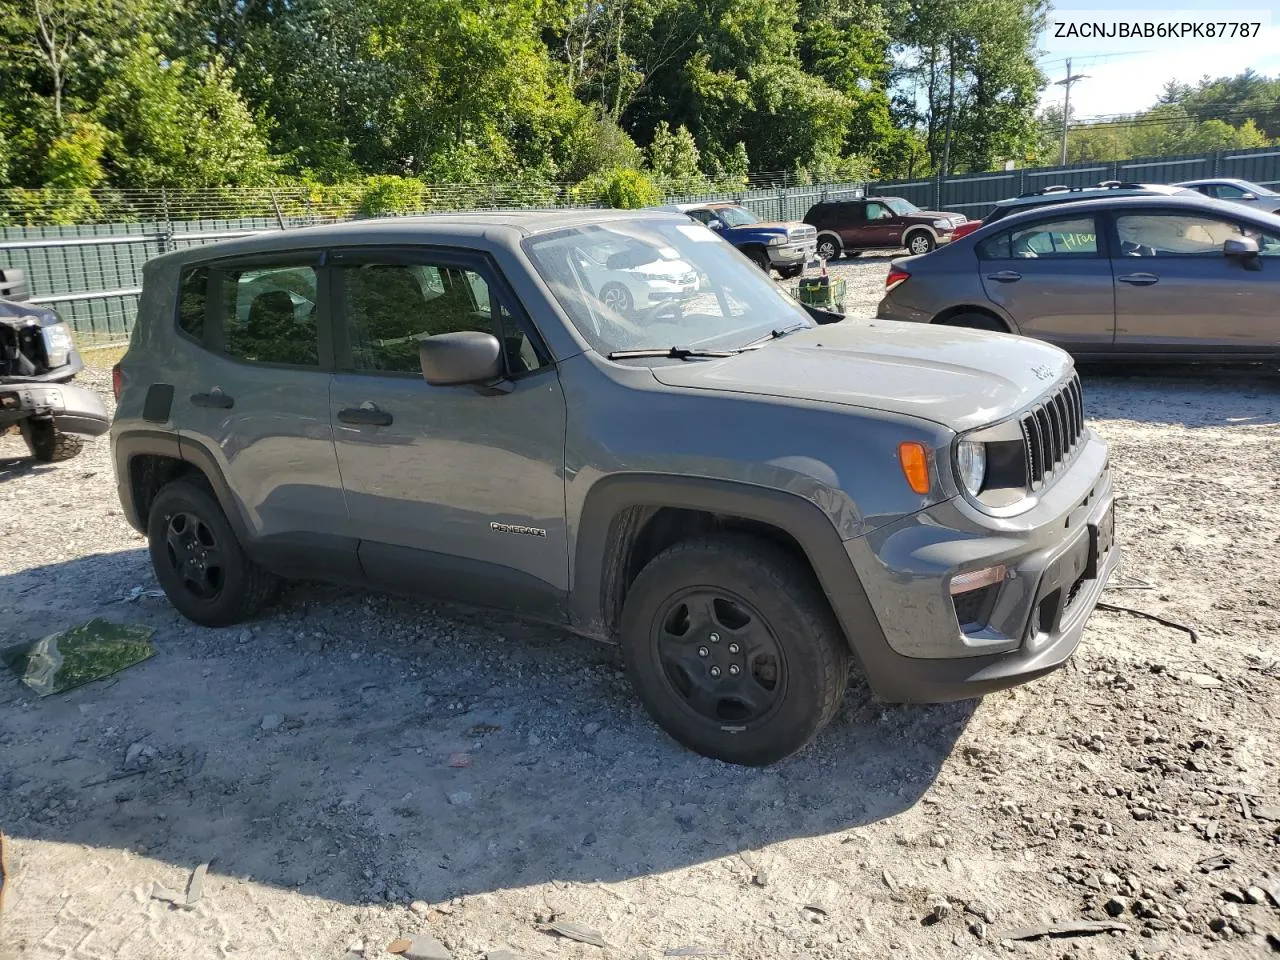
top-left (111, 363), bottom-right (123, 400)
top-left (886, 266), bottom-right (911, 292)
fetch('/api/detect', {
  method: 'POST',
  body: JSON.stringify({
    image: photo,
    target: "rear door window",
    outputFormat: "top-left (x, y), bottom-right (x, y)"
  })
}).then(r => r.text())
top-left (221, 265), bottom-right (320, 366)
top-left (979, 216), bottom-right (1098, 259)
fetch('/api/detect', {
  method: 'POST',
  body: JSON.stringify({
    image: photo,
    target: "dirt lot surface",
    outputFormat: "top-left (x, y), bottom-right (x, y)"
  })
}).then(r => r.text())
top-left (2, 257), bottom-right (1278, 960)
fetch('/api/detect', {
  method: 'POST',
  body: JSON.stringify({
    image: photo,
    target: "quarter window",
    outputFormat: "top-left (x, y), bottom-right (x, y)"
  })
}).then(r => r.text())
top-left (1115, 213), bottom-right (1255, 256)
top-left (978, 216), bottom-right (1098, 259)
top-left (221, 265), bottom-right (320, 366)
top-left (339, 262), bottom-right (546, 376)
top-left (177, 267), bottom-right (208, 340)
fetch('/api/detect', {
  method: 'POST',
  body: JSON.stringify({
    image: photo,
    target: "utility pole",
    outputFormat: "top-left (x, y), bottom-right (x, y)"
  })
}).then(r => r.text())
top-left (1056, 58), bottom-right (1089, 165)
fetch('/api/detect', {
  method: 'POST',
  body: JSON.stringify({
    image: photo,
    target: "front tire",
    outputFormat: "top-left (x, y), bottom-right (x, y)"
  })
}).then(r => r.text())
top-left (20, 420), bottom-right (83, 462)
top-left (778, 265), bottom-right (803, 280)
top-left (147, 479), bottom-right (280, 627)
top-left (745, 248), bottom-right (772, 274)
top-left (906, 231), bottom-right (935, 255)
top-left (620, 535), bottom-right (850, 766)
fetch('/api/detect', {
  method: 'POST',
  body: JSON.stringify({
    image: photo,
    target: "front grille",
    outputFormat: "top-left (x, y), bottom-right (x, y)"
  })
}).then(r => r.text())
top-left (1021, 374), bottom-right (1085, 490)
top-left (789, 225), bottom-right (817, 241)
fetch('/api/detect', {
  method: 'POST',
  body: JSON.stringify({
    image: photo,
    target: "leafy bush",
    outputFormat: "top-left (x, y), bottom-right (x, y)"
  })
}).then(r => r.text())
top-left (574, 168), bottom-right (662, 209)
top-left (357, 175), bottom-right (428, 216)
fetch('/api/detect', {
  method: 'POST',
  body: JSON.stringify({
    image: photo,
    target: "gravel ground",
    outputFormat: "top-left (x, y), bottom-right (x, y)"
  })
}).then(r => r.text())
top-left (2, 259), bottom-right (1278, 960)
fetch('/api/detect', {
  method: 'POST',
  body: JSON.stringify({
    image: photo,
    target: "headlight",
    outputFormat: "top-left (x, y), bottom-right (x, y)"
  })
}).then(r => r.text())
top-left (40, 321), bottom-right (75, 368)
top-left (955, 440), bottom-right (987, 495)
top-left (767, 235), bottom-right (787, 246)
top-left (932, 219), bottom-right (949, 229)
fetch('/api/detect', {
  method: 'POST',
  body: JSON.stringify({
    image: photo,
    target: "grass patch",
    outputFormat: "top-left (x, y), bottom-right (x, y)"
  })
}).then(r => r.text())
top-left (80, 344), bottom-right (127, 369)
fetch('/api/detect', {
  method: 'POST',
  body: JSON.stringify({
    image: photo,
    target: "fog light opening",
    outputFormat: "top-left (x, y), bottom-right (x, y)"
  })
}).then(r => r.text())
top-left (949, 564), bottom-right (1007, 596)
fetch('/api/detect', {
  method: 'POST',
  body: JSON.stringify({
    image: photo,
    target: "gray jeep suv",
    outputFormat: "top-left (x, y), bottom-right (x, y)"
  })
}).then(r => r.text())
top-left (111, 209), bottom-right (1119, 765)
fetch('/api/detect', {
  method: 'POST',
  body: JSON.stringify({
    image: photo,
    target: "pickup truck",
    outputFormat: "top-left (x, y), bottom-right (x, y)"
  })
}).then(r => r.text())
top-left (662, 202), bottom-right (817, 278)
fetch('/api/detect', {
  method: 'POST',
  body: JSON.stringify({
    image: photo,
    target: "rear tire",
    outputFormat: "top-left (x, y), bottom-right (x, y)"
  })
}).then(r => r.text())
top-left (147, 479), bottom-right (280, 627)
top-left (905, 231), bottom-right (935, 255)
top-left (20, 420), bottom-right (83, 463)
top-left (620, 535), bottom-right (850, 766)
top-left (816, 236), bottom-right (841, 261)
top-left (937, 311), bottom-right (1006, 332)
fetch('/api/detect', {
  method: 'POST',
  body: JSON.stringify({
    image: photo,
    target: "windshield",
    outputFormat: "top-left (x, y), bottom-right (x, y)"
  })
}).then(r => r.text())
top-left (885, 198), bottom-right (921, 216)
top-left (713, 205), bottom-right (760, 227)
top-left (523, 220), bottom-right (814, 356)
top-left (1243, 180), bottom-right (1280, 197)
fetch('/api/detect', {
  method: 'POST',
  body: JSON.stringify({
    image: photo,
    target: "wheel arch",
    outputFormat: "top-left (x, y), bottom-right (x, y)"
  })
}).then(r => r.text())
top-left (815, 231), bottom-right (843, 255)
top-left (114, 430), bottom-right (250, 543)
top-left (570, 474), bottom-right (886, 664)
top-left (930, 304), bottom-right (1016, 332)
top-left (900, 224), bottom-right (939, 245)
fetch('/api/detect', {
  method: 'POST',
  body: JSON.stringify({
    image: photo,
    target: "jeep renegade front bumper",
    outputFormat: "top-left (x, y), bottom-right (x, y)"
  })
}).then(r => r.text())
top-left (841, 430), bottom-right (1118, 703)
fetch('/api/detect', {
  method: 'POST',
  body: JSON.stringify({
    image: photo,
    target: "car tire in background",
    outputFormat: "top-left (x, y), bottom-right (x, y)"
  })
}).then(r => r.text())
top-left (147, 479), bottom-right (280, 627)
top-left (937, 311), bottom-right (1007, 333)
top-left (816, 235), bottom-right (842, 261)
top-left (20, 420), bottom-right (83, 463)
top-left (620, 534), bottom-right (850, 766)
top-left (778, 265), bottom-right (803, 280)
top-left (599, 282), bottom-right (635, 317)
top-left (905, 231), bottom-right (935, 255)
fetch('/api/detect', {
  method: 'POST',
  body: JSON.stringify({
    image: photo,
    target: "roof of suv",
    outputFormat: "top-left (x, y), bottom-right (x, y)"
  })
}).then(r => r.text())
top-left (148, 208), bottom-right (688, 268)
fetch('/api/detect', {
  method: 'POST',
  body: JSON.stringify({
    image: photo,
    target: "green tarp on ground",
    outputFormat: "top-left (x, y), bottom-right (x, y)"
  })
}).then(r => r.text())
top-left (2, 618), bottom-right (155, 696)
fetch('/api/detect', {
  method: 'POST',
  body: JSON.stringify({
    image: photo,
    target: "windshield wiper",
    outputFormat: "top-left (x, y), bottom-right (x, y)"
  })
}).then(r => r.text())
top-left (607, 346), bottom-right (744, 360)
top-left (741, 322), bottom-right (809, 349)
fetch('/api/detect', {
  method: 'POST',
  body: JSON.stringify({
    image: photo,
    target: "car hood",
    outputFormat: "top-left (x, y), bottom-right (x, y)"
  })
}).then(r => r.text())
top-left (648, 319), bottom-right (1072, 432)
top-left (911, 210), bottom-right (967, 223)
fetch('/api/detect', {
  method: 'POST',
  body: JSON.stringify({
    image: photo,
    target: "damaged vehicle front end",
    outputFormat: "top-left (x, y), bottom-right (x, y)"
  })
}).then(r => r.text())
top-left (1, 270), bottom-right (110, 462)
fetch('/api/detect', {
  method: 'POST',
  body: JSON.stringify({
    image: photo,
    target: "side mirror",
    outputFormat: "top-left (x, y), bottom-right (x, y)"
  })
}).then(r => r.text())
top-left (420, 331), bottom-right (504, 386)
top-left (1224, 236), bottom-right (1259, 257)
top-left (1241, 192), bottom-right (1258, 201)
top-left (707, 218), bottom-right (724, 231)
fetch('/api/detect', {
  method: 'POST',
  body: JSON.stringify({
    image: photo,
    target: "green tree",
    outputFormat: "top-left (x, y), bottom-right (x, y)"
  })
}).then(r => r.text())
top-left (95, 42), bottom-right (277, 187)
top-left (646, 121), bottom-right (705, 192)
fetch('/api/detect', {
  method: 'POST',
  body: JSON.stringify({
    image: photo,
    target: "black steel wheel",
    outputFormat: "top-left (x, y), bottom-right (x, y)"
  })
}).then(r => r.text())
top-left (653, 588), bottom-right (788, 727)
top-left (147, 479), bottom-right (279, 627)
top-left (621, 535), bottom-right (850, 765)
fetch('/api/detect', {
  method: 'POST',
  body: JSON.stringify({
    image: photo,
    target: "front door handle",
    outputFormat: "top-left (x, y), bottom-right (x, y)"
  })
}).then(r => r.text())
top-left (338, 403), bottom-right (393, 427)
top-left (986, 270), bottom-right (1021, 283)
top-left (1118, 272), bottom-right (1159, 286)
top-left (190, 389), bottom-right (233, 409)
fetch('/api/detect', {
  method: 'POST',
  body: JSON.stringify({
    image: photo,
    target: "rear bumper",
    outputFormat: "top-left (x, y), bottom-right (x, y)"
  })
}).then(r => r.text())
top-left (0, 381), bottom-right (110, 436)
top-left (841, 433), bottom-right (1118, 702)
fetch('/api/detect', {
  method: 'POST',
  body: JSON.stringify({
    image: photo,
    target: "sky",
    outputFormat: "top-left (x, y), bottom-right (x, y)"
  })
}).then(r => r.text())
top-left (1038, 0), bottom-right (1280, 118)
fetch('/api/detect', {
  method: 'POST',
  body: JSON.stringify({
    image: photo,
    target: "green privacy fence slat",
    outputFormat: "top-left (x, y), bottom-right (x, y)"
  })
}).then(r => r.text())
top-left (0, 185), bottom-right (867, 344)
top-left (869, 144), bottom-right (1280, 218)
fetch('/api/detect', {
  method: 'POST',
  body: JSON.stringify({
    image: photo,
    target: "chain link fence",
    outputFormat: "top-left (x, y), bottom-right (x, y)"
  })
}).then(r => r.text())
top-left (0, 177), bottom-right (866, 345)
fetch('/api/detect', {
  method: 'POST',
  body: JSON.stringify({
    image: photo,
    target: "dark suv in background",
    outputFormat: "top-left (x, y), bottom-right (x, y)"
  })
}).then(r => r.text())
top-left (804, 197), bottom-right (967, 259)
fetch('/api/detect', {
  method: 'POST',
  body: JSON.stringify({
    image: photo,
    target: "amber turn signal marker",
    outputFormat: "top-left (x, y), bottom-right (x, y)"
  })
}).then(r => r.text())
top-left (898, 441), bottom-right (930, 495)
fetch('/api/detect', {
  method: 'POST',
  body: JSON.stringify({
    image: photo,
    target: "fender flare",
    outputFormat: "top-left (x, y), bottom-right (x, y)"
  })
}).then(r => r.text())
top-left (112, 430), bottom-right (251, 543)
top-left (900, 224), bottom-right (939, 246)
top-left (569, 473), bottom-right (887, 663)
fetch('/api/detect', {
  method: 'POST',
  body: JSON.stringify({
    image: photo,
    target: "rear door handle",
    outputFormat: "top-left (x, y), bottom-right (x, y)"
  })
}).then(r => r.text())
top-left (1118, 273), bottom-right (1159, 286)
top-left (338, 403), bottom-right (393, 426)
top-left (190, 389), bottom-right (233, 409)
top-left (986, 270), bottom-right (1021, 282)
